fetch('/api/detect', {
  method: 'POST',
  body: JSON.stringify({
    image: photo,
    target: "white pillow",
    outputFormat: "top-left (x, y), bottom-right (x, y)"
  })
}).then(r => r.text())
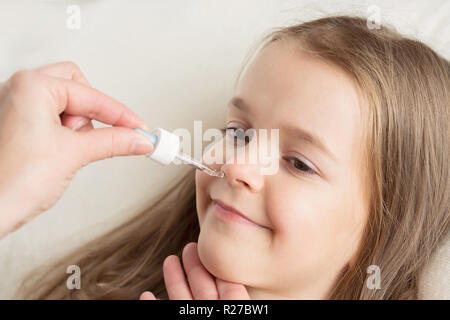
top-left (418, 232), bottom-right (450, 299)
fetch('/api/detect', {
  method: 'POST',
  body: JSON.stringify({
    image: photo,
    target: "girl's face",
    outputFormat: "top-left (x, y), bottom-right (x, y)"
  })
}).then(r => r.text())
top-left (195, 40), bottom-right (369, 299)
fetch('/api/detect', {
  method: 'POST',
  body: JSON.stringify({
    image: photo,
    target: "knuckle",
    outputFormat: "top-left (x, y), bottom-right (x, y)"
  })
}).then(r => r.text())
top-left (220, 284), bottom-right (241, 298)
top-left (62, 61), bottom-right (81, 72)
top-left (109, 129), bottom-right (115, 159)
top-left (196, 289), bottom-right (218, 300)
top-left (7, 69), bottom-right (36, 92)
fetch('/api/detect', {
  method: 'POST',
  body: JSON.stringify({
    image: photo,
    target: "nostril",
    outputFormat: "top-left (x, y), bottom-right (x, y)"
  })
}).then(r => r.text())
top-left (237, 179), bottom-right (250, 187)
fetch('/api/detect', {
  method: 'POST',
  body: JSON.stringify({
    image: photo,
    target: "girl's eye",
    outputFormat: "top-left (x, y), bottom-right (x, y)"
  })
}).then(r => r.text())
top-left (283, 156), bottom-right (316, 176)
top-left (220, 127), bottom-right (253, 145)
top-left (219, 127), bottom-right (317, 177)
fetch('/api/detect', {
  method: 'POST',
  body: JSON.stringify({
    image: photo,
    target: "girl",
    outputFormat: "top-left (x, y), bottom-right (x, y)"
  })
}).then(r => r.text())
top-left (17, 15), bottom-right (449, 299)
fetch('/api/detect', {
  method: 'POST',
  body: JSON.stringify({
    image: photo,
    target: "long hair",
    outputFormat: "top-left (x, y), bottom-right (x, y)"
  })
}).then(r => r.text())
top-left (17, 168), bottom-right (199, 299)
top-left (16, 15), bottom-right (449, 299)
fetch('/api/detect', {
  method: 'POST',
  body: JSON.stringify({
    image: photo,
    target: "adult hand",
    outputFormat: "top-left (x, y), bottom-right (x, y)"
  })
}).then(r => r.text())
top-left (0, 61), bottom-right (153, 239)
top-left (139, 242), bottom-right (251, 300)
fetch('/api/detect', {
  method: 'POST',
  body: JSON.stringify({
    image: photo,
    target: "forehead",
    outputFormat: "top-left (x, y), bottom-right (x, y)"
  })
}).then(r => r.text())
top-left (231, 41), bottom-right (363, 165)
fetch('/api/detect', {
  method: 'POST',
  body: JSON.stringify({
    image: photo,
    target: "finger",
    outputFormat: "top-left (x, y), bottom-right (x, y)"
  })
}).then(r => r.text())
top-left (215, 278), bottom-right (250, 300)
top-left (38, 62), bottom-right (92, 129)
top-left (163, 255), bottom-right (193, 300)
top-left (139, 291), bottom-right (157, 300)
top-left (41, 74), bottom-right (148, 130)
top-left (35, 61), bottom-right (91, 86)
top-left (182, 242), bottom-right (219, 300)
top-left (61, 113), bottom-right (94, 131)
top-left (75, 126), bottom-right (153, 163)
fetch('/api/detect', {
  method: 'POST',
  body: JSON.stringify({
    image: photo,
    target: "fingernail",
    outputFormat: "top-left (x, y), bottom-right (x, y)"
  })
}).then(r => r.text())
top-left (140, 124), bottom-right (150, 131)
top-left (73, 120), bottom-right (85, 131)
top-left (130, 138), bottom-right (153, 155)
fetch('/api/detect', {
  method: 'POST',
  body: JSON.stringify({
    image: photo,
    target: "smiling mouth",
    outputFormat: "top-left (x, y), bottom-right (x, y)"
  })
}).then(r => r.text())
top-left (211, 198), bottom-right (269, 229)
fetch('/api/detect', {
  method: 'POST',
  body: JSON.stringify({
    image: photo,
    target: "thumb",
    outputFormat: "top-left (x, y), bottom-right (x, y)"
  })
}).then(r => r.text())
top-left (75, 126), bottom-right (154, 164)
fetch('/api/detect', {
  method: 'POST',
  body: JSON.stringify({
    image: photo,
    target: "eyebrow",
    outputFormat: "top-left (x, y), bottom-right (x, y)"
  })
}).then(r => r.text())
top-left (283, 125), bottom-right (338, 162)
top-left (228, 96), bottom-right (338, 163)
top-left (229, 97), bottom-right (250, 112)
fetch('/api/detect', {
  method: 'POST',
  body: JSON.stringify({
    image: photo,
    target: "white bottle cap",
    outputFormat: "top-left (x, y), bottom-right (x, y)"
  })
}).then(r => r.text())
top-left (146, 128), bottom-right (180, 165)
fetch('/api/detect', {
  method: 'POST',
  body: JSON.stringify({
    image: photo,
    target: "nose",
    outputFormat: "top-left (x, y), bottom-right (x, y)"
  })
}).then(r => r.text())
top-left (221, 163), bottom-right (264, 192)
top-left (220, 141), bottom-right (265, 191)
top-left (202, 129), bottom-right (266, 191)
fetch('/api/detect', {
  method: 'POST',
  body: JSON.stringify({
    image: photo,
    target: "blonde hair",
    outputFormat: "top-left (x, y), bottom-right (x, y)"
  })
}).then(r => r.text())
top-left (17, 15), bottom-right (449, 299)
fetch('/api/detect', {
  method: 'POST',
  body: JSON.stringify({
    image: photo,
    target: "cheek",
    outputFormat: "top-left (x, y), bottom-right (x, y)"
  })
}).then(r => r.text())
top-left (196, 137), bottom-right (228, 225)
top-left (195, 170), bottom-right (213, 225)
top-left (268, 180), bottom-right (366, 281)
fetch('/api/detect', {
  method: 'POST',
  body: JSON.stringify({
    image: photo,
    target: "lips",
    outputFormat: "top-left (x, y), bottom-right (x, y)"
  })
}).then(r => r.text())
top-left (211, 198), bottom-right (269, 229)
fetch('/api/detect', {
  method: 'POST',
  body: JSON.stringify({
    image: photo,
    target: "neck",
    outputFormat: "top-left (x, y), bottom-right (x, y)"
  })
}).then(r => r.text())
top-left (245, 271), bottom-right (339, 299)
top-left (246, 286), bottom-right (330, 300)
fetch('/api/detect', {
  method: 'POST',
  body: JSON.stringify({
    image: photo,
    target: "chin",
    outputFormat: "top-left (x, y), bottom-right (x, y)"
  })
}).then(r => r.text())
top-left (197, 228), bottom-right (249, 284)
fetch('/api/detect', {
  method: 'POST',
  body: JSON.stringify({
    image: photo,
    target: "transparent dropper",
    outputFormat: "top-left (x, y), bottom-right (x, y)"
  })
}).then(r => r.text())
top-left (175, 152), bottom-right (224, 178)
top-left (135, 128), bottom-right (224, 178)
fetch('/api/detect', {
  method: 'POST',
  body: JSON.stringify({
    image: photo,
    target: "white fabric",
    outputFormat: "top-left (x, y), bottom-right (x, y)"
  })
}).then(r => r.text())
top-left (418, 232), bottom-right (450, 299)
top-left (0, 0), bottom-right (448, 299)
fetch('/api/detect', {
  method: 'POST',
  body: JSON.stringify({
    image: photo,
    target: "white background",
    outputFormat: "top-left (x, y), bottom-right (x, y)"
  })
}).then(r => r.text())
top-left (0, 0), bottom-right (448, 299)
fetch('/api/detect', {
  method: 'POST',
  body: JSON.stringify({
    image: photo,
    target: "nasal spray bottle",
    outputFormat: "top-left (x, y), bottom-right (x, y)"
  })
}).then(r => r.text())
top-left (134, 128), bottom-right (224, 178)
